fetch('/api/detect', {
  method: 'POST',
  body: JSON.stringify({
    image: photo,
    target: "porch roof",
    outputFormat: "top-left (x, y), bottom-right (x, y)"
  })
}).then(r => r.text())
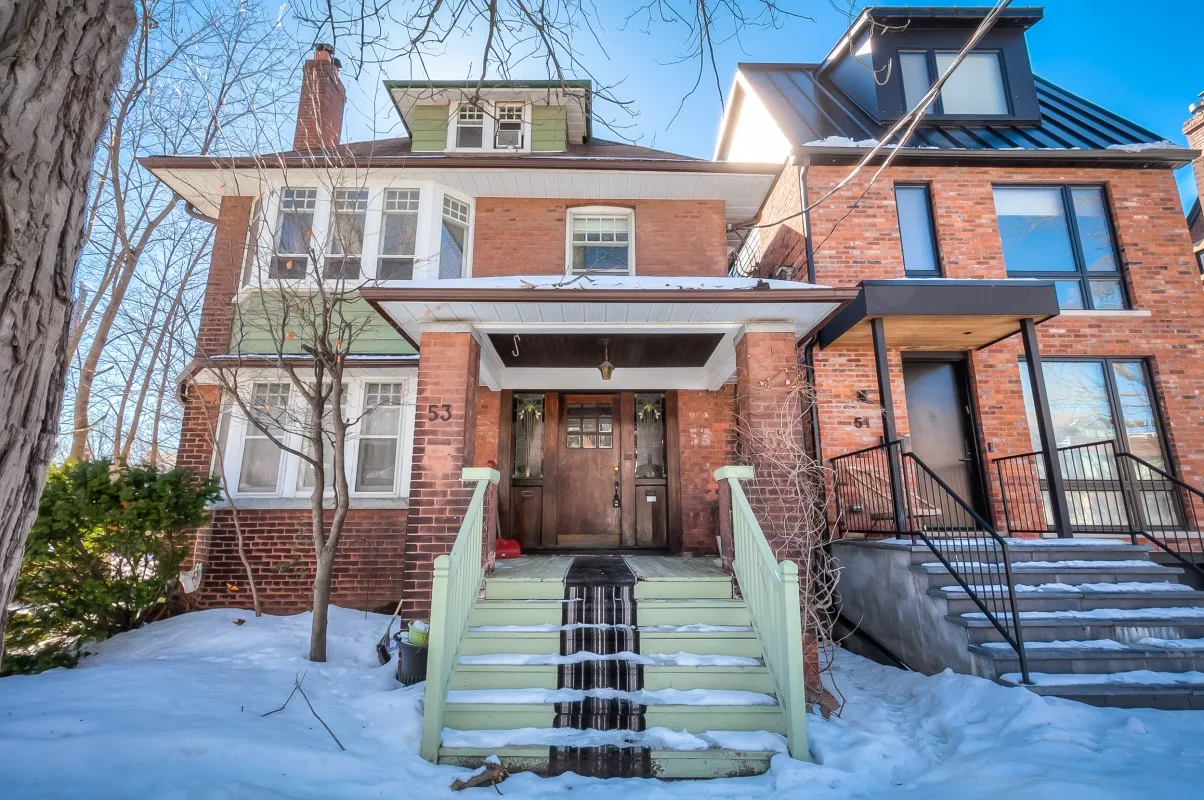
top-left (817, 279), bottom-right (1060, 351)
top-left (360, 275), bottom-right (855, 391)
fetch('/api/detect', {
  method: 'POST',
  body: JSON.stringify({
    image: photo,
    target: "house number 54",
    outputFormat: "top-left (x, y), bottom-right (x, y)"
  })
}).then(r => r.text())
top-left (427, 404), bottom-right (452, 422)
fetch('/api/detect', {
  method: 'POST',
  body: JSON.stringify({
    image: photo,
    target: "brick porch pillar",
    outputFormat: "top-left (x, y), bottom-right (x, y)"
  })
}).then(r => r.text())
top-left (402, 330), bottom-right (481, 617)
top-left (733, 326), bottom-right (822, 695)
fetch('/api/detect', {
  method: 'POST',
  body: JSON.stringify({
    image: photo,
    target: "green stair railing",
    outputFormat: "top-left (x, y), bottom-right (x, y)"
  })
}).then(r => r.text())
top-left (715, 466), bottom-right (809, 761)
top-left (420, 466), bottom-right (500, 762)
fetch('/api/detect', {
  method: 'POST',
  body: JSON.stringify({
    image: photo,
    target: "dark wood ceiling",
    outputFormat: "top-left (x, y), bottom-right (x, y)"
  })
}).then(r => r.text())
top-left (488, 333), bottom-right (724, 369)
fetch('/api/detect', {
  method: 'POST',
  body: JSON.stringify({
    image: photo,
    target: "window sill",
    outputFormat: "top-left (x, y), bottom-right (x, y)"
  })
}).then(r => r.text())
top-left (1056, 309), bottom-right (1151, 318)
top-left (209, 496), bottom-right (410, 511)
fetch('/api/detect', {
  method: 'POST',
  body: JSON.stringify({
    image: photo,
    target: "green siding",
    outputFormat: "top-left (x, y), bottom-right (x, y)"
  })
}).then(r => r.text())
top-left (229, 293), bottom-right (414, 355)
top-left (409, 104), bottom-right (450, 152)
top-left (530, 105), bottom-right (567, 152)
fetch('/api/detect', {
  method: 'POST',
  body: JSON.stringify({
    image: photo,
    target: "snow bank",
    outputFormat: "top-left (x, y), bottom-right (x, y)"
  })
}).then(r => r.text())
top-left (2, 605), bottom-right (1204, 798)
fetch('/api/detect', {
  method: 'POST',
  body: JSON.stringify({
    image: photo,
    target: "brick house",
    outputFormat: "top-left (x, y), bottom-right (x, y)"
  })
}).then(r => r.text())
top-left (1184, 91), bottom-right (1204, 275)
top-left (140, 5), bottom-right (1204, 775)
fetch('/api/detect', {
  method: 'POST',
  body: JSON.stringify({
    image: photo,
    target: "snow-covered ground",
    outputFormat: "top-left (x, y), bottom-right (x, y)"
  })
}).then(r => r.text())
top-left (2, 606), bottom-right (1204, 799)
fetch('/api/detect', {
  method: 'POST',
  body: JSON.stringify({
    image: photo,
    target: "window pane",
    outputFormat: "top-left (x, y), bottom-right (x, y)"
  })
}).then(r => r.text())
top-left (895, 186), bottom-right (940, 274)
top-left (1020, 360), bottom-right (1116, 449)
top-left (239, 439), bottom-right (281, 491)
top-left (993, 187), bottom-right (1078, 272)
top-left (440, 218), bottom-right (467, 279)
top-left (377, 258), bottom-right (415, 280)
top-left (1089, 279), bottom-right (1125, 310)
top-left (1053, 280), bottom-right (1084, 310)
top-left (380, 209), bottom-right (418, 256)
top-left (278, 212), bottom-right (312, 255)
top-left (323, 257), bottom-right (360, 280)
top-left (270, 255), bottom-right (307, 279)
top-left (356, 439), bottom-right (398, 490)
top-left (934, 51), bottom-right (1008, 115)
top-left (1070, 187), bottom-right (1119, 272)
top-left (900, 52), bottom-right (931, 110)
top-left (1111, 361), bottom-right (1164, 468)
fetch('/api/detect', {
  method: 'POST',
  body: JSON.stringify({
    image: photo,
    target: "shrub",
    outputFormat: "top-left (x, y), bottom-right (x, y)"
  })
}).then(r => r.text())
top-left (2, 460), bottom-right (220, 675)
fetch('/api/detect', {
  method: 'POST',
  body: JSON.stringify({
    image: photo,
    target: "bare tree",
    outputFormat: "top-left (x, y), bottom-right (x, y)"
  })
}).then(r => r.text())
top-left (0, 0), bottom-right (138, 665)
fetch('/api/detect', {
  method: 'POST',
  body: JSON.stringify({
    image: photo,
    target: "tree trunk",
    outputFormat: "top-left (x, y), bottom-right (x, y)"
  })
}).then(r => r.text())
top-left (0, 1), bottom-right (137, 664)
top-left (310, 547), bottom-right (334, 662)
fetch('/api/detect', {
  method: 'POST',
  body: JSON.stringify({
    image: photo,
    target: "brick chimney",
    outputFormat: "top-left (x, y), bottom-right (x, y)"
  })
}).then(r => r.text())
top-left (293, 43), bottom-right (345, 153)
top-left (1184, 92), bottom-right (1204, 227)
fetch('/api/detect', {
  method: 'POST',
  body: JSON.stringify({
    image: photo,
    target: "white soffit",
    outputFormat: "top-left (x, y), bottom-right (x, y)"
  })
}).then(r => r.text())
top-left (145, 167), bottom-right (776, 223)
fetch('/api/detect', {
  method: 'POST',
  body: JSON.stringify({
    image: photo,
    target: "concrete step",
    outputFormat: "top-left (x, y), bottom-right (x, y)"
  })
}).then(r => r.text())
top-left (904, 538), bottom-right (1153, 567)
top-left (913, 561), bottom-right (1182, 590)
top-left (997, 671), bottom-right (1204, 710)
top-left (952, 609), bottom-right (1204, 645)
top-left (930, 584), bottom-right (1204, 615)
top-left (970, 638), bottom-right (1204, 677)
top-left (438, 745), bottom-right (776, 779)
top-left (636, 599), bottom-right (752, 627)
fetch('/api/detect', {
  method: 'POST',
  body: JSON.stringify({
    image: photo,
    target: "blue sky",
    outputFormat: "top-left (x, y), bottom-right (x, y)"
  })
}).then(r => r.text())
top-left (337, 2), bottom-right (1204, 211)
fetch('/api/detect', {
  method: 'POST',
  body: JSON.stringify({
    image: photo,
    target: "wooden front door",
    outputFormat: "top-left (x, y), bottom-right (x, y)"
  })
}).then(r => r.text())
top-left (555, 394), bottom-right (621, 547)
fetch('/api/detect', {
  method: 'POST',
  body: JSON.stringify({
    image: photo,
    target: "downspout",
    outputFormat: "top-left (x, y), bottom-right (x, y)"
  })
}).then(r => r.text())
top-left (797, 149), bottom-right (830, 537)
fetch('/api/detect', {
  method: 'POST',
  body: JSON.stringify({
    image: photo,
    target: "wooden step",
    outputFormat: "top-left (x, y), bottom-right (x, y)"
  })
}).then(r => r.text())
top-left (636, 598), bottom-right (751, 627)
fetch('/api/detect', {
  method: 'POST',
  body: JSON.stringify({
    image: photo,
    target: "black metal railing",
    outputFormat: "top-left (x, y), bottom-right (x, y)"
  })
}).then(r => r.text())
top-left (831, 441), bottom-right (1031, 683)
top-left (995, 440), bottom-right (1204, 581)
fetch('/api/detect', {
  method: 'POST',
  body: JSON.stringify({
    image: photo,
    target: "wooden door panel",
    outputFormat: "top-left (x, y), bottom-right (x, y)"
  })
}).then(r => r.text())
top-left (636, 485), bottom-right (668, 546)
top-left (510, 486), bottom-right (543, 549)
top-left (556, 394), bottom-right (621, 544)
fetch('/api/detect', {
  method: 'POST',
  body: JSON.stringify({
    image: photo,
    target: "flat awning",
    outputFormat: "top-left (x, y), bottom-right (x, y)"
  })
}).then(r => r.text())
top-left (817, 279), bottom-right (1059, 350)
top-left (360, 276), bottom-right (854, 390)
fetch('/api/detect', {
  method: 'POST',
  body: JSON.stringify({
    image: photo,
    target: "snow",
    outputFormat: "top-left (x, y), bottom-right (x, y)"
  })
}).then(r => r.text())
top-left (963, 606), bottom-right (1204, 621)
top-left (980, 639), bottom-right (1131, 651)
top-left (445, 687), bottom-right (778, 706)
top-left (391, 274), bottom-right (829, 292)
top-left (942, 582), bottom-right (1190, 594)
top-left (468, 623), bottom-right (751, 633)
top-left (802, 136), bottom-right (881, 147)
top-left (3, 605), bottom-right (1204, 798)
top-left (1002, 671), bottom-right (1204, 687)
top-left (1105, 141), bottom-right (1183, 152)
top-left (441, 726), bottom-right (789, 753)
top-left (925, 560), bottom-right (1158, 570)
top-left (458, 651), bottom-right (760, 667)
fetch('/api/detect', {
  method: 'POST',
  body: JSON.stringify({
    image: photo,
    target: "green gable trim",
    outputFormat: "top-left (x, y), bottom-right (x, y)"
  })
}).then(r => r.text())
top-left (229, 293), bottom-right (415, 356)
top-left (530, 106), bottom-right (567, 153)
top-left (410, 105), bottom-right (450, 152)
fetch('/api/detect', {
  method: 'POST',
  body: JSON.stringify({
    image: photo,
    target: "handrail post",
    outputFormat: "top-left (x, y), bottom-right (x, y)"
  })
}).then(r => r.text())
top-left (420, 554), bottom-right (451, 762)
top-left (997, 541), bottom-right (1031, 685)
top-left (779, 560), bottom-right (809, 760)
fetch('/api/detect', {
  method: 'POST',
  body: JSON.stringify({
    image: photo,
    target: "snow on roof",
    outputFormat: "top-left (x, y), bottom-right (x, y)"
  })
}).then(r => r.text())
top-left (393, 274), bottom-right (832, 292)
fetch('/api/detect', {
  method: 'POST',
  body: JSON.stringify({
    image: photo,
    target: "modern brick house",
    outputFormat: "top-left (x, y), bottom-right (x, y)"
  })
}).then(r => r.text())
top-left (141, 4), bottom-right (1204, 777)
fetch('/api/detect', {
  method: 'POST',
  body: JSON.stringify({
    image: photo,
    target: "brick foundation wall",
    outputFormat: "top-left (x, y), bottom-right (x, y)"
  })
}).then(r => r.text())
top-left (471, 198), bottom-right (728, 278)
top-left (676, 387), bottom-right (737, 554)
top-left (786, 163), bottom-right (1204, 533)
top-left (188, 507), bottom-right (406, 613)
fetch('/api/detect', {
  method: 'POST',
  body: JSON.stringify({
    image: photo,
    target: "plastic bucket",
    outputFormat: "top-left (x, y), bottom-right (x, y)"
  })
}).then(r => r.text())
top-left (395, 638), bottom-right (428, 686)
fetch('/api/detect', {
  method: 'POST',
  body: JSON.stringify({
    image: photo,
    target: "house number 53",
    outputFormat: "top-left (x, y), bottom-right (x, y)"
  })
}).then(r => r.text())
top-left (427, 404), bottom-right (453, 422)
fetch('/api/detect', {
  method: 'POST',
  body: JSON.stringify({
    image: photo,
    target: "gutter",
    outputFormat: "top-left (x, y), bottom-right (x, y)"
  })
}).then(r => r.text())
top-left (798, 145), bottom-right (1198, 169)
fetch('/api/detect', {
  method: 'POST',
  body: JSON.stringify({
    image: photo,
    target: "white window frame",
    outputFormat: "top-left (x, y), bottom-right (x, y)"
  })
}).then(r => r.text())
top-left (374, 187), bottom-right (422, 281)
top-left (270, 187), bottom-right (318, 280)
top-left (446, 100), bottom-right (532, 154)
top-left (437, 191), bottom-right (474, 279)
top-left (220, 373), bottom-right (417, 501)
top-left (324, 187), bottom-right (369, 280)
top-left (565, 206), bottom-right (636, 276)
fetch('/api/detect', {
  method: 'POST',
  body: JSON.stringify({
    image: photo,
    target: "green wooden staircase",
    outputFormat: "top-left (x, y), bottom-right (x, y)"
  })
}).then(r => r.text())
top-left (418, 468), bottom-right (809, 779)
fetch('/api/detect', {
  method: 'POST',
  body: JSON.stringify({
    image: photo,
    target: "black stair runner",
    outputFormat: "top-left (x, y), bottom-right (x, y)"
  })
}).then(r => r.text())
top-left (549, 556), bottom-right (650, 778)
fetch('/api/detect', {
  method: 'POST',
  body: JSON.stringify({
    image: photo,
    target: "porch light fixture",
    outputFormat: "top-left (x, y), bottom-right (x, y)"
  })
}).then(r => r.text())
top-left (598, 338), bottom-right (615, 381)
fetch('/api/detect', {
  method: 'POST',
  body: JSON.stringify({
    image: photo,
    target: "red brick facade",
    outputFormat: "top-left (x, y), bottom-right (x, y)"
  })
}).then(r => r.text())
top-left (759, 162), bottom-right (1204, 534)
top-left (472, 198), bottom-right (728, 278)
top-left (677, 388), bottom-right (737, 554)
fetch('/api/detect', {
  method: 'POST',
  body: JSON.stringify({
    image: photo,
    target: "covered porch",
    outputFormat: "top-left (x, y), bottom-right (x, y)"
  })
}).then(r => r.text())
top-left (361, 275), bottom-right (852, 560)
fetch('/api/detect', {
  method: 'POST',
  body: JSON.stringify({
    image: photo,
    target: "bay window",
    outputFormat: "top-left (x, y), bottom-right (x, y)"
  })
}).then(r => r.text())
top-left (325, 189), bottom-right (367, 279)
top-left (224, 376), bottom-right (415, 500)
top-left (994, 186), bottom-right (1128, 310)
top-left (440, 195), bottom-right (471, 279)
top-left (271, 188), bottom-right (317, 279)
top-left (378, 189), bottom-right (420, 280)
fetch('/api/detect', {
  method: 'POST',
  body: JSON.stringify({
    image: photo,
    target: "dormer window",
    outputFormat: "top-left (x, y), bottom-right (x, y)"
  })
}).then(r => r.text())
top-left (455, 104), bottom-right (485, 148)
top-left (900, 50), bottom-right (1009, 116)
top-left (495, 103), bottom-right (524, 148)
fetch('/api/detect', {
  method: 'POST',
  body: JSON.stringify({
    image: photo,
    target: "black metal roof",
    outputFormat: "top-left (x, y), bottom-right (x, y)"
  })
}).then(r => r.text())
top-left (736, 63), bottom-right (1192, 162)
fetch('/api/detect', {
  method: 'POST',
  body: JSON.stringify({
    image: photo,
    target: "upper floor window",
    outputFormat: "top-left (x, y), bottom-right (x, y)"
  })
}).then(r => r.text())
top-left (455, 104), bottom-right (485, 148)
top-left (440, 195), bottom-right (471, 279)
top-left (900, 50), bottom-right (1008, 116)
top-left (325, 188), bottom-right (368, 280)
top-left (993, 186), bottom-right (1127, 310)
top-left (568, 207), bottom-right (634, 275)
top-left (379, 189), bottom-right (420, 280)
top-left (495, 103), bottom-right (525, 149)
top-left (271, 188), bottom-right (317, 279)
top-left (894, 184), bottom-right (941, 275)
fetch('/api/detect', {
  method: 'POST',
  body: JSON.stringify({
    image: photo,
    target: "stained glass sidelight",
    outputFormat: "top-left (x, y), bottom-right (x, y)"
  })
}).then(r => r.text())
top-left (512, 394), bottom-right (544, 478)
top-left (634, 393), bottom-right (666, 478)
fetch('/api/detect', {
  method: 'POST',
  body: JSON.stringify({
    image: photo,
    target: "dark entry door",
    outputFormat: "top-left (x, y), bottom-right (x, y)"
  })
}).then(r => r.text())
top-left (556, 394), bottom-right (621, 547)
top-left (902, 359), bottom-right (986, 514)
